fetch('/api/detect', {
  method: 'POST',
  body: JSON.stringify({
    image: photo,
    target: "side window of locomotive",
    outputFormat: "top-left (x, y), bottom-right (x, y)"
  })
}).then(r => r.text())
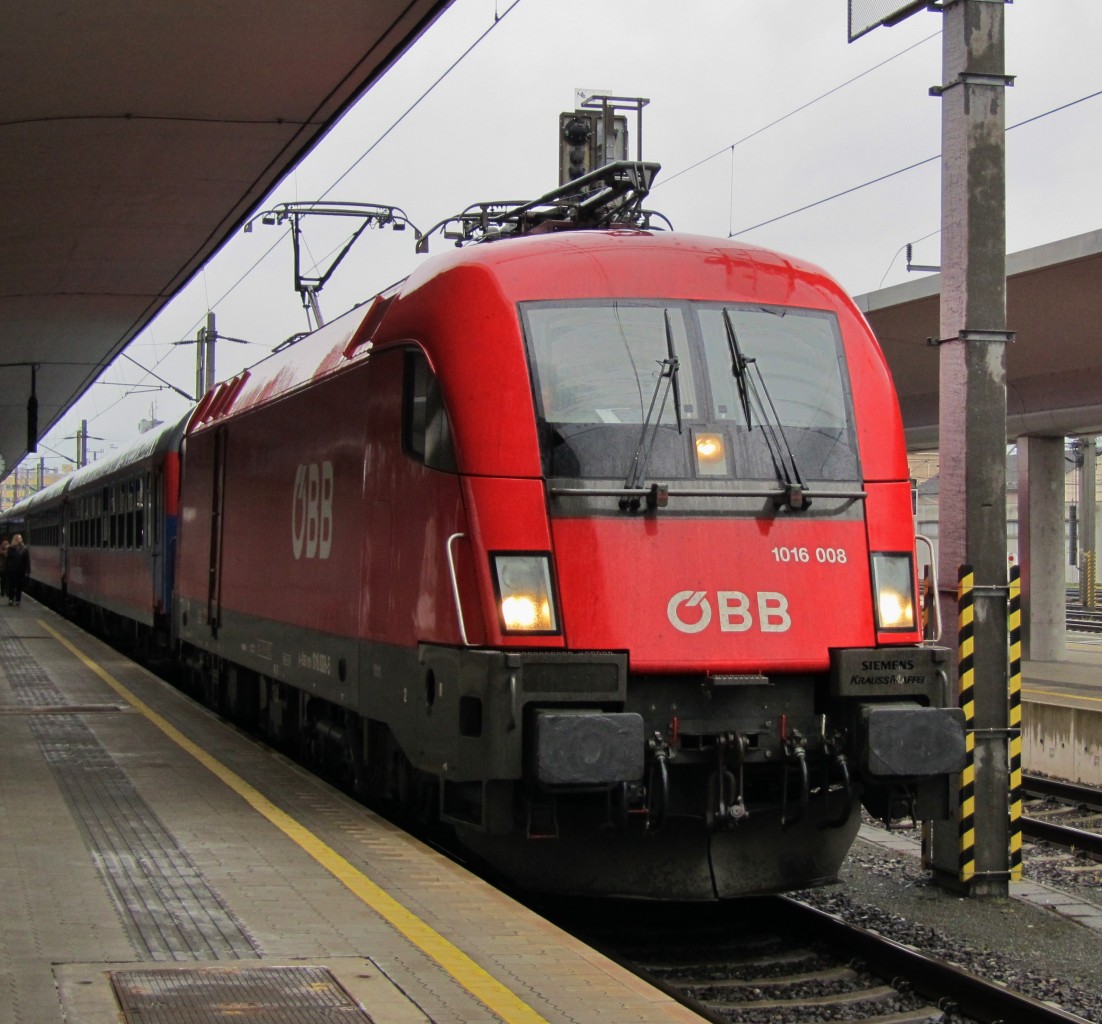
top-left (403, 350), bottom-right (457, 472)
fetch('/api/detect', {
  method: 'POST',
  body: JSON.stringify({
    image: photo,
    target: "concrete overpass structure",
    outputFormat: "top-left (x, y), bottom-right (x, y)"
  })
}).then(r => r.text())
top-left (858, 229), bottom-right (1102, 449)
top-left (857, 228), bottom-right (1102, 662)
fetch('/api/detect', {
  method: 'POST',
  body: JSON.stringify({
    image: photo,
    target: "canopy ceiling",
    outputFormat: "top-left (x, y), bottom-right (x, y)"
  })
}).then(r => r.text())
top-left (0, 0), bottom-right (453, 478)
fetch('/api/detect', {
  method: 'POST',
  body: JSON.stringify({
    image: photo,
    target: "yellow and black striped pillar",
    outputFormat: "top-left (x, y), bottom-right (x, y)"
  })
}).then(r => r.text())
top-left (957, 564), bottom-right (976, 882)
top-left (1008, 564), bottom-right (1022, 880)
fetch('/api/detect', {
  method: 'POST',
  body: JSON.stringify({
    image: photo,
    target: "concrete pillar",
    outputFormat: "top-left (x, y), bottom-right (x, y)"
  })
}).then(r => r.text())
top-left (1078, 437), bottom-right (1096, 608)
top-left (1018, 435), bottom-right (1067, 662)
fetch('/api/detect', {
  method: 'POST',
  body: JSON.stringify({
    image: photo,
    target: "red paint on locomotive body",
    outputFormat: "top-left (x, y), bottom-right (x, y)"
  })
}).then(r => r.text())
top-left (177, 344), bottom-right (472, 649)
top-left (551, 517), bottom-right (874, 673)
top-left (177, 230), bottom-right (918, 666)
top-left (376, 231), bottom-right (915, 660)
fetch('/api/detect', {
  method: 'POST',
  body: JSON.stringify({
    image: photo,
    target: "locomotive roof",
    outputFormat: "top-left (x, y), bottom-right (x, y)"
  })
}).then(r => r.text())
top-left (190, 229), bottom-right (861, 431)
top-left (408, 229), bottom-right (839, 293)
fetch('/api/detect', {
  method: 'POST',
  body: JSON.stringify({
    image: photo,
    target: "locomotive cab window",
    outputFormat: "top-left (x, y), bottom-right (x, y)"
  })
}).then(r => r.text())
top-left (404, 350), bottom-right (457, 472)
top-left (521, 300), bottom-right (860, 484)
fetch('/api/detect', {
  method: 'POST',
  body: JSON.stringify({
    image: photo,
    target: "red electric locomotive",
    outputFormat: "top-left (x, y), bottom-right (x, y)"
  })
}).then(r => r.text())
top-left (10, 164), bottom-right (962, 899)
top-left (169, 165), bottom-right (963, 899)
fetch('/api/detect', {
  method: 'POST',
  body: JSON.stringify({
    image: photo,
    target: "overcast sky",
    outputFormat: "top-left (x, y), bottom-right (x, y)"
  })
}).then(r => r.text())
top-left (30, 0), bottom-right (1102, 468)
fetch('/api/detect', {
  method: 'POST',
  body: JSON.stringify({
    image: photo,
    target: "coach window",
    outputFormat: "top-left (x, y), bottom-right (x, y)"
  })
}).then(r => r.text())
top-left (125, 477), bottom-right (136, 549)
top-left (136, 474), bottom-right (146, 548)
top-left (108, 485), bottom-right (116, 548)
top-left (403, 350), bottom-right (456, 472)
top-left (151, 472), bottom-right (161, 546)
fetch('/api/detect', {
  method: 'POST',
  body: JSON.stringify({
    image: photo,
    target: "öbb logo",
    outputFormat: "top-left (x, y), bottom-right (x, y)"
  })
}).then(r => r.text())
top-left (292, 462), bottom-right (333, 560)
top-left (667, 590), bottom-right (791, 634)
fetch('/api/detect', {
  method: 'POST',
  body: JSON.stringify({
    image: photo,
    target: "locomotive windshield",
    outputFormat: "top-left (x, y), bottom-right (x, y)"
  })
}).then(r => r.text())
top-left (521, 300), bottom-right (860, 484)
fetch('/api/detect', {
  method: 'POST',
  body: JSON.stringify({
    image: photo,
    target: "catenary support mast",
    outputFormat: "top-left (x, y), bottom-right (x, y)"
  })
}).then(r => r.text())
top-left (928, 0), bottom-right (1013, 896)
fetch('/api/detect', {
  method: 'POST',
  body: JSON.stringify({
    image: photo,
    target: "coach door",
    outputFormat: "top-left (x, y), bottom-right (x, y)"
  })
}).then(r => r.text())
top-left (207, 428), bottom-right (227, 638)
top-left (149, 467), bottom-right (166, 611)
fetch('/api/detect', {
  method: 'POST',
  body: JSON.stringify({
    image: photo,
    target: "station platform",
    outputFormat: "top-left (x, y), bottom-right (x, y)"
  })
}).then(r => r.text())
top-left (0, 598), bottom-right (701, 1024)
top-left (1023, 637), bottom-right (1102, 785)
top-left (1024, 636), bottom-right (1102, 709)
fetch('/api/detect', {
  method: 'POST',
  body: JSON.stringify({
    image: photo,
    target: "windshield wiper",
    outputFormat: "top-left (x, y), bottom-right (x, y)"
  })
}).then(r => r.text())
top-left (664, 308), bottom-right (684, 436)
top-left (722, 309), bottom-right (753, 429)
top-left (622, 309), bottom-right (682, 509)
top-left (722, 308), bottom-right (810, 512)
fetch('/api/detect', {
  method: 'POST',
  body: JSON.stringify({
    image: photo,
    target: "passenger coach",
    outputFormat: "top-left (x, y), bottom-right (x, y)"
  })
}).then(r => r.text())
top-left (8, 413), bottom-right (186, 641)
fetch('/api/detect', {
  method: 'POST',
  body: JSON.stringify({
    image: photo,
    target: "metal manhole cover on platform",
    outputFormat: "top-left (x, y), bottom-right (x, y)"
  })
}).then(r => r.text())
top-left (111, 965), bottom-right (374, 1022)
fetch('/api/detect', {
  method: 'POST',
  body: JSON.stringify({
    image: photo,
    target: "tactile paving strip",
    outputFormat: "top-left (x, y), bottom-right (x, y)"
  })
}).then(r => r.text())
top-left (0, 630), bottom-right (259, 961)
top-left (111, 966), bottom-right (374, 1022)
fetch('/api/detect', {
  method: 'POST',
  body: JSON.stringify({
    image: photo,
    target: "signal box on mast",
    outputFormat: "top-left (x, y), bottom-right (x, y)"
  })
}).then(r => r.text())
top-left (559, 91), bottom-right (648, 186)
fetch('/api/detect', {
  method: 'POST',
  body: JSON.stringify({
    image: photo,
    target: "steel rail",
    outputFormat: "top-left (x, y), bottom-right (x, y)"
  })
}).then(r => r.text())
top-left (1022, 773), bottom-right (1102, 811)
top-left (778, 897), bottom-right (1093, 1024)
top-left (1022, 816), bottom-right (1102, 858)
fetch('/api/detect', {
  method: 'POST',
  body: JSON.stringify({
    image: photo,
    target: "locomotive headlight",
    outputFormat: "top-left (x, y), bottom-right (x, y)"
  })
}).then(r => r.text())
top-left (693, 431), bottom-right (728, 476)
top-left (492, 554), bottom-right (559, 634)
top-left (871, 552), bottom-right (916, 631)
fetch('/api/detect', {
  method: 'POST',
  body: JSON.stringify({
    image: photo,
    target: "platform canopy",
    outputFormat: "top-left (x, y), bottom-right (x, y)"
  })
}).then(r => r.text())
top-left (0, 0), bottom-right (454, 479)
top-left (856, 229), bottom-right (1102, 450)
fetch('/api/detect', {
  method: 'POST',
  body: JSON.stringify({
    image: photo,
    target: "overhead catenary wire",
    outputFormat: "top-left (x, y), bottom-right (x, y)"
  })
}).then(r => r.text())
top-left (729, 87), bottom-right (1102, 238)
top-left (657, 31), bottom-right (941, 190)
top-left (878, 227), bottom-right (940, 289)
top-left (321, 0), bottom-right (526, 200)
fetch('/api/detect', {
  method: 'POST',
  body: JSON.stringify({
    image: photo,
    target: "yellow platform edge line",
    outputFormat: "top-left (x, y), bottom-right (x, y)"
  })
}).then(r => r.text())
top-left (1022, 685), bottom-right (1102, 706)
top-left (39, 620), bottom-right (550, 1024)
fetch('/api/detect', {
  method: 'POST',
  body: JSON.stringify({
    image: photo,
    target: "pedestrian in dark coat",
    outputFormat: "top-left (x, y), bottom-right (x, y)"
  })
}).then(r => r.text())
top-left (0, 538), bottom-right (8, 598)
top-left (6, 534), bottom-right (30, 606)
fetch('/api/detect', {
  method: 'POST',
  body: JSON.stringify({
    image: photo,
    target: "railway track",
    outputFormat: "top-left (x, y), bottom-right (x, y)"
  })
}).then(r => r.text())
top-left (1023, 773), bottom-right (1102, 860)
top-left (1065, 602), bottom-right (1102, 633)
top-left (539, 894), bottom-right (1093, 1024)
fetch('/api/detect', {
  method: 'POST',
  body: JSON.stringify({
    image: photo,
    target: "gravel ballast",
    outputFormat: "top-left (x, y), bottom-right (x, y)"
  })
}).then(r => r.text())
top-left (794, 826), bottom-right (1102, 1022)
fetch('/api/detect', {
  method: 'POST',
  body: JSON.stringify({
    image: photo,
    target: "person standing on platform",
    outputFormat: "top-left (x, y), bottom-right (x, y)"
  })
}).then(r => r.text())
top-left (0, 537), bottom-right (8, 599)
top-left (6, 534), bottom-right (30, 606)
